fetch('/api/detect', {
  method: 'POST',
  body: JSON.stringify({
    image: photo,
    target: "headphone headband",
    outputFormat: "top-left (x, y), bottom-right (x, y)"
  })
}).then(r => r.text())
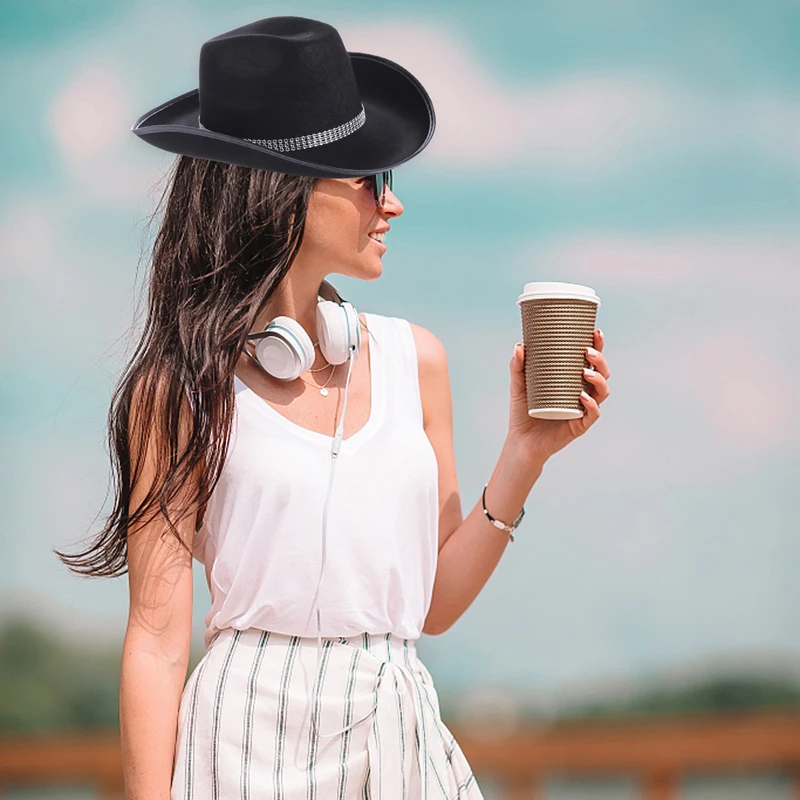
top-left (245, 279), bottom-right (347, 345)
top-left (318, 278), bottom-right (344, 306)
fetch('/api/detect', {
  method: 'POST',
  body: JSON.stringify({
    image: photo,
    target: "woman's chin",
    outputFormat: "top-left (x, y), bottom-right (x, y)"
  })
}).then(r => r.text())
top-left (364, 262), bottom-right (383, 280)
top-left (355, 256), bottom-right (383, 279)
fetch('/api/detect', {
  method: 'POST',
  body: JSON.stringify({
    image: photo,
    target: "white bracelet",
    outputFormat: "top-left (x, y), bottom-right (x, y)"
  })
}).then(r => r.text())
top-left (481, 481), bottom-right (525, 542)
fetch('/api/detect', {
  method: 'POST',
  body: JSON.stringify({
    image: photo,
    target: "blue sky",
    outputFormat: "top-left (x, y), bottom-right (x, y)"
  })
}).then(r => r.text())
top-left (1, 0), bottom-right (799, 707)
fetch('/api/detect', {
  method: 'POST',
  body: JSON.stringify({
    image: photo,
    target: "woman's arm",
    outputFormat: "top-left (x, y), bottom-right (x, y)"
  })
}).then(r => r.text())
top-left (410, 323), bottom-right (543, 635)
top-left (411, 323), bottom-right (609, 635)
top-left (119, 379), bottom-right (198, 800)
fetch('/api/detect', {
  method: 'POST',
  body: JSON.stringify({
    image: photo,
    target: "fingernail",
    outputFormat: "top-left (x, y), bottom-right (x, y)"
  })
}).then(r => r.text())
top-left (587, 346), bottom-right (599, 358)
top-left (598, 329), bottom-right (604, 340)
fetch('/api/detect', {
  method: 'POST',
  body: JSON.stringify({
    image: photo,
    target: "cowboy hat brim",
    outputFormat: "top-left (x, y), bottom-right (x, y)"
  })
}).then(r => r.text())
top-left (131, 53), bottom-right (435, 178)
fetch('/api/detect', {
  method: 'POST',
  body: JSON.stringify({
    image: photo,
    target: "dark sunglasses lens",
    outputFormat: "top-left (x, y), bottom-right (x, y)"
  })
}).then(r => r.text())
top-left (374, 171), bottom-right (393, 207)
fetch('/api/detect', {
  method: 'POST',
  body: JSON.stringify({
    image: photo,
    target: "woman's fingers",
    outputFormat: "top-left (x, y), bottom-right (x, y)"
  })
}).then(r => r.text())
top-left (586, 343), bottom-right (610, 381)
top-left (582, 366), bottom-right (611, 404)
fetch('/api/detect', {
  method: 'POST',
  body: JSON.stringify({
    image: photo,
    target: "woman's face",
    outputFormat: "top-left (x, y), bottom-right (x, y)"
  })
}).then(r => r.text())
top-left (299, 175), bottom-right (404, 280)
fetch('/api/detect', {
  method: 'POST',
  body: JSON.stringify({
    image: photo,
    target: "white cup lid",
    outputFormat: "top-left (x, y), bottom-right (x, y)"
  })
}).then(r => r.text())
top-left (517, 281), bottom-right (600, 306)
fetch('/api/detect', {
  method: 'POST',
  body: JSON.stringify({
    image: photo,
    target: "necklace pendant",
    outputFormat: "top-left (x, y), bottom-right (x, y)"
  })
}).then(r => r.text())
top-left (319, 387), bottom-right (329, 397)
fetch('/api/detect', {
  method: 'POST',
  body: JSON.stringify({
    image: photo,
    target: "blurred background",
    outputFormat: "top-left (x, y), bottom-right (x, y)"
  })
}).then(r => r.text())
top-left (1, 0), bottom-right (799, 798)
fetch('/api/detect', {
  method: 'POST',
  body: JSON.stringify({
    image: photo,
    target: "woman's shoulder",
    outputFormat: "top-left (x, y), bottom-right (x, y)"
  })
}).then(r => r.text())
top-left (397, 317), bottom-right (450, 433)
top-left (360, 312), bottom-right (448, 424)
top-left (369, 312), bottom-right (447, 371)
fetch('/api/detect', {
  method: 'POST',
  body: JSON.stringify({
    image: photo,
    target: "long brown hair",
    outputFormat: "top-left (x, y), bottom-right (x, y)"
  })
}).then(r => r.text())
top-left (54, 155), bottom-right (320, 577)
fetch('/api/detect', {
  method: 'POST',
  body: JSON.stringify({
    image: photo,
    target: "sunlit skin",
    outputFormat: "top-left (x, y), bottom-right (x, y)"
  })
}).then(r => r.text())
top-left (233, 176), bottom-right (401, 442)
top-left (234, 173), bottom-right (612, 635)
top-left (242, 175), bottom-right (402, 374)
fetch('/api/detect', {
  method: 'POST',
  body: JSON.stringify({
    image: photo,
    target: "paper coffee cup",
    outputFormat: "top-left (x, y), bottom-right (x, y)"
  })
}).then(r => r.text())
top-left (516, 282), bottom-right (601, 420)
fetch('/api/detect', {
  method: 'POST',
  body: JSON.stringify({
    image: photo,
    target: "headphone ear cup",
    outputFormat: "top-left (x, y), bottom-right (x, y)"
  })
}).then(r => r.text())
top-left (340, 300), bottom-right (361, 357)
top-left (317, 299), bottom-right (360, 365)
top-left (255, 315), bottom-right (315, 380)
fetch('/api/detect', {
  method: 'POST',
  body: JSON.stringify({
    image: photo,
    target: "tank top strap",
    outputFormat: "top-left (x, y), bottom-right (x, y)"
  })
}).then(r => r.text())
top-left (369, 313), bottom-right (424, 429)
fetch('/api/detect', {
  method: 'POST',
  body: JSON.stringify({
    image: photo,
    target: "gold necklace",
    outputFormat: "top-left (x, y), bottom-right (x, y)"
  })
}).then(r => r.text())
top-left (276, 340), bottom-right (337, 397)
top-left (301, 346), bottom-right (337, 397)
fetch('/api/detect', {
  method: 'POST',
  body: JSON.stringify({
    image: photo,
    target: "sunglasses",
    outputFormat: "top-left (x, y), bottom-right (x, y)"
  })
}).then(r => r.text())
top-left (368, 170), bottom-right (393, 209)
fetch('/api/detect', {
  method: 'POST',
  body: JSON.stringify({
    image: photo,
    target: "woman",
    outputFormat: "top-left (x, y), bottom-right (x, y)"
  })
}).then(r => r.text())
top-left (56, 15), bottom-right (611, 800)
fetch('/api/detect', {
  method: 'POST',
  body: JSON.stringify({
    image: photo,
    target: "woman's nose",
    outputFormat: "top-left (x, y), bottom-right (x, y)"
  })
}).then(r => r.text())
top-left (381, 186), bottom-right (403, 217)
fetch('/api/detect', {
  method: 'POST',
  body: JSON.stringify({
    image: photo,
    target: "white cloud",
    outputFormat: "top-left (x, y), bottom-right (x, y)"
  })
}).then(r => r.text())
top-left (524, 232), bottom-right (800, 288)
top-left (343, 20), bottom-right (800, 177)
top-left (49, 61), bottom-right (167, 203)
top-left (343, 22), bottom-right (675, 176)
top-left (636, 324), bottom-right (799, 455)
top-left (0, 192), bottom-right (140, 368)
top-left (0, 204), bottom-right (61, 281)
top-left (50, 65), bottom-right (130, 164)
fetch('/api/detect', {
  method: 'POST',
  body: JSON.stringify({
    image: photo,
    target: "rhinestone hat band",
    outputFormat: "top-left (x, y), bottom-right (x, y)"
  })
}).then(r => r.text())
top-left (198, 104), bottom-right (366, 153)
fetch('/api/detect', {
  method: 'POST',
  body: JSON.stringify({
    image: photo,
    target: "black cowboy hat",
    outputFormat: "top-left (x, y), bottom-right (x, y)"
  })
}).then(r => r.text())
top-left (130, 16), bottom-right (436, 178)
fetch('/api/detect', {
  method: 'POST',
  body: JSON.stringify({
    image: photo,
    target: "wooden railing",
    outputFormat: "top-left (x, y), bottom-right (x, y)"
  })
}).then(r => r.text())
top-left (1, 710), bottom-right (799, 799)
top-left (0, 730), bottom-right (124, 799)
top-left (450, 709), bottom-right (800, 799)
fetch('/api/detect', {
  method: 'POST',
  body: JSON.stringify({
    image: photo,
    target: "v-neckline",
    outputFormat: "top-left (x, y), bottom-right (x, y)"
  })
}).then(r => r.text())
top-left (233, 311), bottom-right (384, 452)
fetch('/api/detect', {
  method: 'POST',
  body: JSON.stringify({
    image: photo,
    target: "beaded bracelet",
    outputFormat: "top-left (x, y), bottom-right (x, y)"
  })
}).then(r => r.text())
top-left (481, 481), bottom-right (525, 542)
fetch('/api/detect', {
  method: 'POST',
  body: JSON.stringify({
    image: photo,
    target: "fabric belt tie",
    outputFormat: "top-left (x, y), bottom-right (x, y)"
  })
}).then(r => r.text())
top-left (315, 654), bottom-right (461, 799)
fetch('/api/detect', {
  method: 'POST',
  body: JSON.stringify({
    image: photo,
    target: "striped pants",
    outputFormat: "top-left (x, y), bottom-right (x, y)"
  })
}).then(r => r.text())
top-left (170, 627), bottom-right (484, 799)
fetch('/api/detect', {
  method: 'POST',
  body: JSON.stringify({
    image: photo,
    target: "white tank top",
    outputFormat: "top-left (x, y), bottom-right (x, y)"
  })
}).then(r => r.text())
top-left (193, 312), bottom-right (440, 650)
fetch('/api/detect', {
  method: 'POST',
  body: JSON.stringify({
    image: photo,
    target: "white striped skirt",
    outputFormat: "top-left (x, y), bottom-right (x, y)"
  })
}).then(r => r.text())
top-left (170, 627), bottom-right (484, 799)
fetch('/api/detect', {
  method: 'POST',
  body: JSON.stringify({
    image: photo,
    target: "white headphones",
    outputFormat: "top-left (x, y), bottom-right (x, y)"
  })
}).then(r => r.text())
top-left (244, 279), bottom-right (361, 380)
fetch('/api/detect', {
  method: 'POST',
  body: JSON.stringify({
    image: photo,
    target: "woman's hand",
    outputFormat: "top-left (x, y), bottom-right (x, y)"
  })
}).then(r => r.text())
top-left (507, 329), bottom-right (611, 468)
